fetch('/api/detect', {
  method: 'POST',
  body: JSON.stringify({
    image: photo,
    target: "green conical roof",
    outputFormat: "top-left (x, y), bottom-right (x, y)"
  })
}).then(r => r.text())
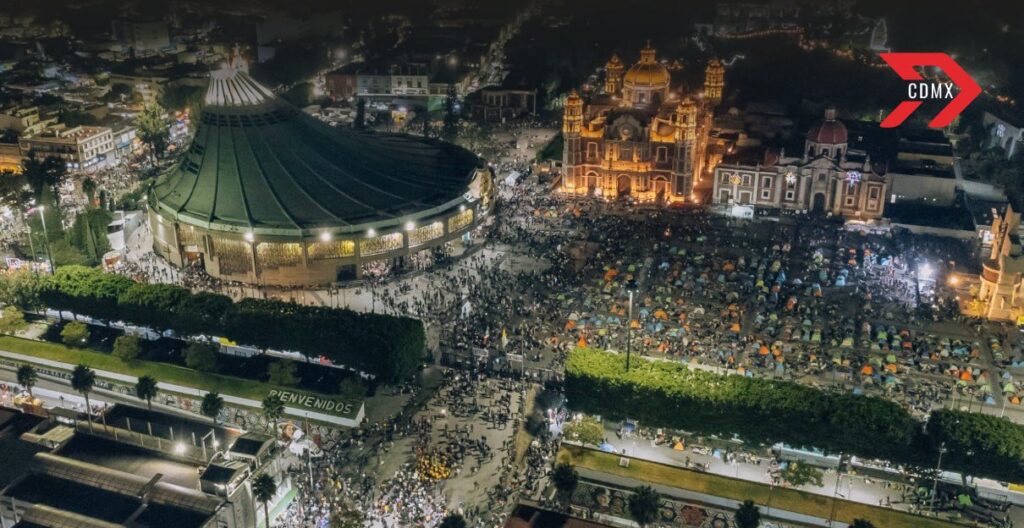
top-left (153, 68), bottom-right (481, 237)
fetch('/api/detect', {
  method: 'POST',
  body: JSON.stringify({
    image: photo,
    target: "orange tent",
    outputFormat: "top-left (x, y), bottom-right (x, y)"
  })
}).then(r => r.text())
top-left (565, 320), bottom-right (577, 331)
top-left (730, 322), bottom-right (741, 333)
top-left (959, 371), bottom-right (974, 381)
top-left (578, 335), bottom-right (588, 348)
top-left (861, 365), bottom-right (874, 376)
top-left (884, 363), bottom-right (898, 373)
top-left (759, 345), bottom-right (770, 356)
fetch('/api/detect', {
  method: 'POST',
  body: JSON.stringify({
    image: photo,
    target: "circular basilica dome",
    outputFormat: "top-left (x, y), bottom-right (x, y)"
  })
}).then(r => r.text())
top-left (623, 43), bottom-right (670, 89)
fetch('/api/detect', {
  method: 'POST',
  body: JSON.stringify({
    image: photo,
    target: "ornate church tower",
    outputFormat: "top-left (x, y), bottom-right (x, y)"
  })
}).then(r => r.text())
top-left (605, 54), bottom-right (624, 95)
top-left (673, 97), bottom-right (698, 198)
top-left (562, 90), bottom-right (584, 193)
top-left (703, 58), bottom-right (724, 106)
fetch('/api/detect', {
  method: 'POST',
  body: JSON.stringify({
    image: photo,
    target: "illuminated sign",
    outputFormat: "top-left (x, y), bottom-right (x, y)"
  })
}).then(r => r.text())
top-left (268, 389), bottom-right (360, 419)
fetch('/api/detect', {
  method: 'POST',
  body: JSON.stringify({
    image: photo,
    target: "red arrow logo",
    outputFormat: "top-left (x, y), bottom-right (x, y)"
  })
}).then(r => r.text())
top-left (879, 52), bottom-right (981, 129)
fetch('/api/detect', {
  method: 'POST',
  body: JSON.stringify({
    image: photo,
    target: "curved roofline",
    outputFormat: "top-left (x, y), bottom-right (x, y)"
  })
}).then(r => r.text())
top-left (152, 68), bottom-right (483, 238)
top-left (153, 168), bottom-right (488, 238)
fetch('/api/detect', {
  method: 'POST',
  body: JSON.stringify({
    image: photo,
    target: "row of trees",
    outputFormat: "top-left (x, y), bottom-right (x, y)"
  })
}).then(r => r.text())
top-left (1, 266), bottom-right (425, 381)
top-left (551, 463), bottom-right (816, 528)
top-left (565, 348), bottom-right (1024, 482)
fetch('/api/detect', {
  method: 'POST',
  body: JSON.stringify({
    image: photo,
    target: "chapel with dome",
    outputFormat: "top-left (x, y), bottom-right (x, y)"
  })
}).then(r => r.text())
top-left (712, 107), bottom-right (889, 219)
top-left (559, 43), bottom-right (723, 203)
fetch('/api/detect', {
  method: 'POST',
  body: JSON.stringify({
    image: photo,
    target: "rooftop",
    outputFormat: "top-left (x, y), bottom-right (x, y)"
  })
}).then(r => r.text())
top-left (103, 404), bottom-right (241, 449)
top-left (153, 68), bottom-right (482, 236)
top-left (58, 434), bottom-right (202, 489)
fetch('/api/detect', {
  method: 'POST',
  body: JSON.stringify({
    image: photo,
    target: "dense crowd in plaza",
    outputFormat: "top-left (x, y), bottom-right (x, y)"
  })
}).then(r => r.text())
top-left (10, 114), bottom-right (1017, 527)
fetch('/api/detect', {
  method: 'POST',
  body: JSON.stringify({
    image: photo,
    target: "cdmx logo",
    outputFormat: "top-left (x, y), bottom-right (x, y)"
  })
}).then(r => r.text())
top-left (879, 52), bottom-right (981, 129)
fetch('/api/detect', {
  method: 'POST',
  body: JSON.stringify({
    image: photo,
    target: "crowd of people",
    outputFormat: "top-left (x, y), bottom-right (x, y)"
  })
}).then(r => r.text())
top-left (45, 114), bottom-right (1021, 528)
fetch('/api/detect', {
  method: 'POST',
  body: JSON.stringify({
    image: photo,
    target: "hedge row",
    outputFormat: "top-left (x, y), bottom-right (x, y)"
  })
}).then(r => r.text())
top-left (566, 348), bottom-right (1024, 482)
top-left (19, 266), bottom-right (423, 381)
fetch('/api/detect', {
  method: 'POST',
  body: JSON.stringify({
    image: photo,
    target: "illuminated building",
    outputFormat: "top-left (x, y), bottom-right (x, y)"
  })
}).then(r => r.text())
top-left (979, 204), bottom-right (1024, 321)
top-left (559, 43), bottom-right (717, 203)
top-left (712, 108), bottom-right (888, 218)
top-left (703, 58), bottom-right (724, 105)
top-left (150, 65), bottom-right (493, 286)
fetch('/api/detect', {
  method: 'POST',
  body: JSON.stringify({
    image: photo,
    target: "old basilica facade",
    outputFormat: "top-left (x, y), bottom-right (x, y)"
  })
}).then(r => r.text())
top-left (711, 108), bottom-right (889, 219)
top-left (559, 44), bottom-right (723, 203)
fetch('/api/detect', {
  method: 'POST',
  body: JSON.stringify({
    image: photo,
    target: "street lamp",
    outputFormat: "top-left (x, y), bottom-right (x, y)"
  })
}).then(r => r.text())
top-left (626, 279), bottom-right (638, 372)
top-left (930, 442), bottom-right (947, 512)
top-left (36, 206), bottom-right (53, 274)
top-left (828, 453), bottom-right (847, 527)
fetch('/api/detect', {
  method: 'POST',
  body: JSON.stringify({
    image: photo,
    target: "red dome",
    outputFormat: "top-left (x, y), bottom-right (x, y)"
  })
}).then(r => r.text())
top-left (808, 120), bottom-right (848, 145)
top-left (807, 109), bottom-right (848, 145)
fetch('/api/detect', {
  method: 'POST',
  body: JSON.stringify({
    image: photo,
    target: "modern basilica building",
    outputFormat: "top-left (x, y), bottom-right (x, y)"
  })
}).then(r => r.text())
top-left (150, 64), bottom-right (493, 286)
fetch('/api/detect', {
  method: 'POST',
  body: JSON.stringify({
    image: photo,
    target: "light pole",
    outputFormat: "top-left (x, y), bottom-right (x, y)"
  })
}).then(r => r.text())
top-left (930, 442), bottom-right (946, 513)
top-left (626, 279), bottom-right (637, 371)
top-left (25, 223), bottom-right (36, 274)
top-left (828, 453), bottom-right (846, 527)
top-left (36, 206), bottom-right (53, 274)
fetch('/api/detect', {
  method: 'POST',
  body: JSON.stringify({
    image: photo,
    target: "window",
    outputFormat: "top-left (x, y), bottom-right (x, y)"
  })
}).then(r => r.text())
top-left (587, 142), bottom-right (598, 160)
top-left (785, 190), bottom-right (795, 200)
top-left (720, 173), bottom-right (730, 184)
top-left (845, 196), bottom-right (855, 207)
top-left (760, 189), bottom-right (772, 200)
top-left (869, 187), bottom-right (880, 200)
top-left (762, 176), bottom-right (773, 188)
top-left (742, 174), bottom-right (752, 186)
top-left (719, 190), bottom-right (731, 202)
top-left (656, 146), bottom-right (668, 162)
top-left (818, 173), bottom-right (827, 182)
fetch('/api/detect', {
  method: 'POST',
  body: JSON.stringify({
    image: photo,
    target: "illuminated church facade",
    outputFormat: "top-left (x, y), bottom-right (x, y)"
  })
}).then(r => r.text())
top-left (559, 44), bottom-right (722, 203)
top-left (712, 108), bottom-right (889, 220)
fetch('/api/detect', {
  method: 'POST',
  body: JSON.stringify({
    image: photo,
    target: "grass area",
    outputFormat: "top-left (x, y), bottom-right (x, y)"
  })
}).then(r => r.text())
top-left (0, 335), bottom-right (330, 404)
top-left (558, 445), bottom-right (966, 528)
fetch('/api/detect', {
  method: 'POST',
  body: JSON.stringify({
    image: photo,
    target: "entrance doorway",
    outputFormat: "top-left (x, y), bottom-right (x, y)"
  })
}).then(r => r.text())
top-left (812, 193), bottom-right (826, 213)
top-left (617, 175), bottom-right (631, 196)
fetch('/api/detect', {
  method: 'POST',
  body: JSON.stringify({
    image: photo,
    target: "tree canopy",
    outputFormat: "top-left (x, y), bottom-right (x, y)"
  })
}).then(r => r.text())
top-left (135, 103), bottom-right (169, 161)
top-left (12, 266), bottom-right (426, 381)
top-left (566, 348), bottom-right (1024, 482)
top-left (627, 486), bottom-right (660, 527)
top-left (734, 499), bottom-right (761, 528)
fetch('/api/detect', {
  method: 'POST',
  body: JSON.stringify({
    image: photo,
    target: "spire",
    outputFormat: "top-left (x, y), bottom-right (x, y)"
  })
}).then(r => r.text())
top-left (639, 41), bottom-right (657, 64)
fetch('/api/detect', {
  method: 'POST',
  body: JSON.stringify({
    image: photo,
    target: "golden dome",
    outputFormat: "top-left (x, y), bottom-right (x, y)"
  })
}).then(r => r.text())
top-left (624, 43), bottom-right (670, 88)
top-left (624, 63), bottom-right (670, 87)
